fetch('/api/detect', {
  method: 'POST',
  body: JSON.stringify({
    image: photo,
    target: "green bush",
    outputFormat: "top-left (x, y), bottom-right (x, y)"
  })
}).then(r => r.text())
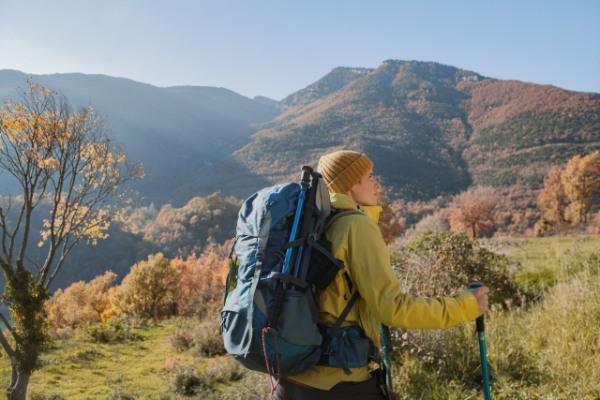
top-left (192, 317), bottom-right (227, 357)
top-left (388, 231), bottom-right (533, 398)
top-left (83, 320), bottom-right (143, 344)
top-left (387, 233), bottom-right (600, 398)
top-left (168, 358), bottom-right (248, 399)
top-left (29, 393), bottom-right (64, 400)
top-left (104, 390), bottom-right (137, 400)
top-left (169, 316), bottom-right (226, 357)
top-left (169, 366), bottom-right (204, 396)
top-left (394, 231), bottom-right (525, 307)
top-left (170, 327), bottom-right (196, 351)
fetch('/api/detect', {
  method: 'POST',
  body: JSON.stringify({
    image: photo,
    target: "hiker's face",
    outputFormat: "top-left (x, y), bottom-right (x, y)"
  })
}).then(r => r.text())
top-left (348, 170), bottom-right (381, 206)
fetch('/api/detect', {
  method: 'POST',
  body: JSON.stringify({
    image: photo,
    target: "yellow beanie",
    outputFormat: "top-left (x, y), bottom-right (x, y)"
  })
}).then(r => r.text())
top-left (317, 150), bottom-right (373, 194)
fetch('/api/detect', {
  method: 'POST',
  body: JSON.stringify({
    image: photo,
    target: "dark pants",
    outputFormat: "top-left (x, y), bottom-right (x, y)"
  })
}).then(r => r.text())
top-left (272, 374), bottom-right (398, 400)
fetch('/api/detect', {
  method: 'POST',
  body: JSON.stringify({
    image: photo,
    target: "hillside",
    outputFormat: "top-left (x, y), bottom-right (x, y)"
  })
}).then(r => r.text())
top-left (235, 60), bottom-right (600, 201)
top-left (0, 70), bottom-right (279, 206)
top-left (462, 79), bottom-right (600, 189)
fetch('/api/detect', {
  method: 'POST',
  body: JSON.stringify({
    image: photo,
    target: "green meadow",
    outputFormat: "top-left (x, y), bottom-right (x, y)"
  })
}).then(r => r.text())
top-left (1, 234), bottom-right (599, 399)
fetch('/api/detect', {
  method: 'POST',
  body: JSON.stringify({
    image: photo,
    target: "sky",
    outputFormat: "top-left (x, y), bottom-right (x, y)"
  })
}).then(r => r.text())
top-left (1, 1), bottom-right (599, 100)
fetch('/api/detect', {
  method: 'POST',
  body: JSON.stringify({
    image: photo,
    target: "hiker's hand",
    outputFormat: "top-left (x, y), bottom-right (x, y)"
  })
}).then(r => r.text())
top-left (469, 285), bottom-right (489, 315)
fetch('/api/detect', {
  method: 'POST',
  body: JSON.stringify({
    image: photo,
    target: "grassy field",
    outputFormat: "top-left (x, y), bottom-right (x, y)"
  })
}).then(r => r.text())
top-left (2, 323), bottom-right (181, 399)
top-left (1, 234), bottom-right (599, 399)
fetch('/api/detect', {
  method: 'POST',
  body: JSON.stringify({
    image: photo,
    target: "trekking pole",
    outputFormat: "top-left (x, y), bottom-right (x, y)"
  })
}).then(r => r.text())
top-left (468, 282), bottom-right (492, 400)
top-left (381, 324), bottom-right (393, 391)
top-left (281, 166), bottom-right (312, 275)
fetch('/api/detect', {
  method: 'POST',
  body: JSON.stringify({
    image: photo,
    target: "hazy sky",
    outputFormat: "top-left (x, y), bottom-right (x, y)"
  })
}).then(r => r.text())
top-left (1, 1), bottom-right (598, 100)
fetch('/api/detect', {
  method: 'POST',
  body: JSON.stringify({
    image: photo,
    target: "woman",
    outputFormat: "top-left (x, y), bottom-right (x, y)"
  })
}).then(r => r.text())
top-left (273, 150), bottom-right (489, 400)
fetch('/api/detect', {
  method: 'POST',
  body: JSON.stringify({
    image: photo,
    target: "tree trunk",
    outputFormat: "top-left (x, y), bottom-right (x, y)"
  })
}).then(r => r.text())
top-left (7, 372), bottom-right (31, 400)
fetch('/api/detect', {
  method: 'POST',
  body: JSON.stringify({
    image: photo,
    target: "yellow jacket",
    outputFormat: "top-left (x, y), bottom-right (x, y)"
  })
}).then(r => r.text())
top-left (290, 193), bottom-right (481, 390)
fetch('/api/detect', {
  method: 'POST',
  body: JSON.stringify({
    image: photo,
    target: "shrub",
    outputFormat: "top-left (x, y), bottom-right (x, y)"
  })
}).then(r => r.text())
top-left (170, 328), bottom-right (196, 351)
top-left (104, 391), bottom-right (137, 400)
top-left (169, 316), bottom-right (226, 357)
top-left (168, 365), bottom-right (204, 396)
top-left (46, 271), bottom-right (117, 330)
top-left (171, 240), bottom-right (231, 318)
top-left (29, 393), bottom-right (64, 400)
top-left (389, 231), bottom-right (530, 397)
top-left (83, 320), bottom-right (143, 344)
top-left (192, 317), bottom-right (227, 358)
top-left (394, 231), bottom-right (525, 307)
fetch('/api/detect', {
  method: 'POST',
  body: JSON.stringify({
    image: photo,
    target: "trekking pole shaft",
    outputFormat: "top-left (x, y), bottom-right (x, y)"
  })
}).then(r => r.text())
top-left (281, 167), bottom-right (312, 275)
top-left (281, 190), bottom-right (305, 274)
top-left (476, 326), bottom-right (492, 400)
top-left (468, 282), bottom-right (492, 400)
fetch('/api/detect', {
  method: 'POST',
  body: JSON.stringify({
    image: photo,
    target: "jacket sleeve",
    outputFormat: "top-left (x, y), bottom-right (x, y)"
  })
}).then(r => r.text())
top-left (346, 216), bottom-right (481, 329)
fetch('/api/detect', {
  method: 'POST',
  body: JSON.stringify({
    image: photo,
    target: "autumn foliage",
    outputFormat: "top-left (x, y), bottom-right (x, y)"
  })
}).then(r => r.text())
top-left (46, 271), bottom-right (117, 330)
top-left (46, 240), bottom-right (232, 328)
top-left (170, 240), bottom-right (231, 318)
top-left (447, 186), bottom-right (499, 238)
top-left (537, 150), bottom-right (600, 233)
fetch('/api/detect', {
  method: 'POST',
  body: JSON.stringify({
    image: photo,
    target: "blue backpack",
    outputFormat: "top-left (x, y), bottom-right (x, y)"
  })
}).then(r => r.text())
top-left (221, 166), bottom-right (377, 378)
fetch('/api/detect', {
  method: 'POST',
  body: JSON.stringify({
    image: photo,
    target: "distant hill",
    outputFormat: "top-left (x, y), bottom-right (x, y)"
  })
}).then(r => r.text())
top-left (235, 60), bottom-right (600, 201)
top-left (0, 70), bottom-right (279, 206)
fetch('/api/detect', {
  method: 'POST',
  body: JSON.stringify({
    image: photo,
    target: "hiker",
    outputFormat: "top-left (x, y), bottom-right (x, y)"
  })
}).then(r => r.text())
top-left (272, 150), bottom-right (490, 400)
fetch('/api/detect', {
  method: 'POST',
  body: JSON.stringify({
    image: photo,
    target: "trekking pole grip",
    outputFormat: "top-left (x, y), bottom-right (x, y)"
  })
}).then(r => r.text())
top-left (300, 165), bottom-right (313, 184)
top-left (475, 314), bottom-right (485, 333)
top-left (467, 281), bottom-right (486, 332)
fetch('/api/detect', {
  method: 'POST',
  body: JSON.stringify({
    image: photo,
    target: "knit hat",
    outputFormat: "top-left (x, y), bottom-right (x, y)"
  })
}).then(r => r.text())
top-left (317, 150), bottom-right (373, 194)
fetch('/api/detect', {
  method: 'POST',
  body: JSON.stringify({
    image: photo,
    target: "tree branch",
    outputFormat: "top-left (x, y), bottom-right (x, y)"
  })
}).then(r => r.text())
top-left (0, 311), bottom-right (16, 341)
top-left (0, 322), bottom-right (16, 359)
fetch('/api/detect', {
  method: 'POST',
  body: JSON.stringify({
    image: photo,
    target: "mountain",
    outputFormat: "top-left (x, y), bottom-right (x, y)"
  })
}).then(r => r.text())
top-left (235, 60), bottom-right (600, 201)
top-left (280, 66), bottom-right (370, 109)
top-left (0, 70), bottom-right (280, 206)
top-left (1, 62), bottom-right (599, 290)
top-left (3, 64), bottom-right (598, 205)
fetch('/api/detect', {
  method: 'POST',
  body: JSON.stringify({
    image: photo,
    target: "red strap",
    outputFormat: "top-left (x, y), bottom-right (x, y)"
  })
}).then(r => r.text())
top-left (262, 327), bottom-right (281, 396)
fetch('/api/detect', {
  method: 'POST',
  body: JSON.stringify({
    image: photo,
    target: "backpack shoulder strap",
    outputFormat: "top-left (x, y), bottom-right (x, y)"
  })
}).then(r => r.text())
top-left (325, 209), bottom-right (363, 229)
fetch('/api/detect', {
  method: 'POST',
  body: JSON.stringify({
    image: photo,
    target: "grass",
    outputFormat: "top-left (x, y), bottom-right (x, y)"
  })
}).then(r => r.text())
top-left (1, 318), bottom-right (270, 400)
top-left (481, 234), bottom-right (600, 291)
top-left (1, 321), bottom-right (193, 399)
top-left (1, 234), bottom-right (599, 399)
top-left (391, 234), bottom-right (600, 399)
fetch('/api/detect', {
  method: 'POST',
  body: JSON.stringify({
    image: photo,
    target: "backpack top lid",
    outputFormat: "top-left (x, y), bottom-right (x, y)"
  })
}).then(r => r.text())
top-left (236, 182), bottom-right (301, 240)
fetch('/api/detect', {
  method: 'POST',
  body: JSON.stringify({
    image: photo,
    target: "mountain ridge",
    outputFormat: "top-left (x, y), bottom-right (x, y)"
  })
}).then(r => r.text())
top-left (235, 60), bottom-right (600, 200)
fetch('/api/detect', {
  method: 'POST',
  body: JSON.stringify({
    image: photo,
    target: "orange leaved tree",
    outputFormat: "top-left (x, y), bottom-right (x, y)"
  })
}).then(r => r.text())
top-left (0, 82), bottom-right (142, 400)
top-left (537, 165), bottom-right (569, 230)
top-left (447, 186), bottom-right (499, 238)
top-left (561, 150), bottom-right (600, 224)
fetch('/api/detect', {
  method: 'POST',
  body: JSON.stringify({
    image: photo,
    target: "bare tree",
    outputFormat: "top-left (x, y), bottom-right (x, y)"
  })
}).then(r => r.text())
top-left (0, 82), bottom-right (142, 400)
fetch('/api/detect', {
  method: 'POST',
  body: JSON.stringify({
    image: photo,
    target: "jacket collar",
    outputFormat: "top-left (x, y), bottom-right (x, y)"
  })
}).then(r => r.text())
top-left (330, 193), bottom-right (382, 224)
